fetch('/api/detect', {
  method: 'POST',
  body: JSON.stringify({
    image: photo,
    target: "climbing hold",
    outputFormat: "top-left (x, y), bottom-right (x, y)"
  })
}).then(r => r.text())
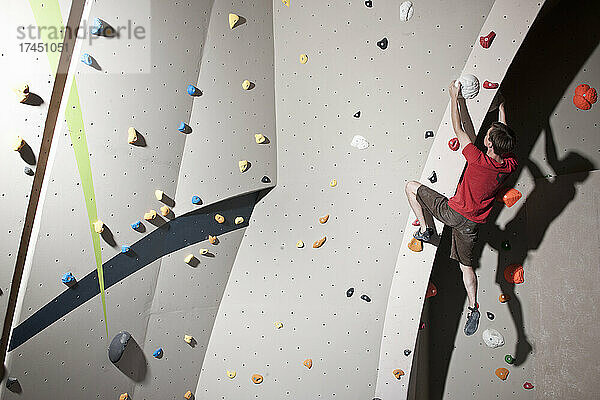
top-left (184, 254), bottom-right (196, 265)
top-left (408, 237), bottom-right (422, 252)
top-left (455, 74), bottom-right (480, 99)
top-left (424, 130), bottom-right (434, 139)
top-left (505, 354), bottom-right (515, 364)
top-left (251, 374), bottom-right (263, 384)
top-left (350, 135), bottom-right (369, 150)
top-left (274, 321), bottom-right (283, 329)
top-left (178, 122), bottom-right (188, 133)
top-left (6, 377), bottom-right (20, 392)
top-left (393, 369), bottom-right (405, 379)
top-left (361, 294), bottom-right (371, 302)
top-left (24, 167), bottom-right (34, 176)
top-left (153, 348), bottom-right (163, 358)
top-left (404, 349), bottom-right (411, 356)
top-left (428, 171), bottom-right (437, 184)
top-left (108, 331), bottom-right (131, 363)
top-left (187, 84), bottom-right (200, 96)
top-left (448, 137), bottom-right (460, 151)
top-left (412, 219), bottom-right (420, 226)
top-left (184, 335), bottom-right (194, 344)
top-left (483, 80), bottom-right (499, 89)
top-left (255, 133), bottom-right (266, 144)
top-left (346, 288), bottom-right (354, 297)
top-left (127, 127), bottom-right (138, 144)
top-left (282, 0), bottom-right (290, 7)
top-left (496, 188), bottom-right (522, 207)
top-left (13, 136), bottom-right (25, 151)
top-left (192, 196), bottom-right (202, 205)
top-left (199, 248), bottom-right (209, 255)
top-left (93, 220), bottom-right (104, 234)
top-left (419, 321), bottom-right (426, 330)
top-left (377, 37), bottom-right (388, 50)
top-left (299, 54), bottom-right (308, 64)
top-left (90, 18), bottom-right (112, 36)
top-left (209, 235), bottom-right (217, 244)
top-left (426, 281), bottom-right (437, 298)
top-left (480, 31), bottom-right (496, 48)
top-left (365, 0), bottom-right (372, 8)
top-left (81, 53), bottom-right (93, 66)
top-left (227, 370), bottom-right (236, 379)
top-left (121, 245), bottom-right (131, 254)
top-left (239, 160), bottom-right (249, 172)
top-left (131, 221), bottom-right (142, 230)
top-left (501, 240), bottom-right (511, 250)
top-left (486, 311), bottom-right (495, 320)
top-left (499, 293), bottom-right (510, 303)
top-left (184, 391), bottom-right (193, 400)
top-left (573, 83), bottom-right (597, 110)
top-left (155, 190), bottom-right (164, 201)
top-left (523, 382), bottom-right (534, 390)
top-left (235, 217), bottom-right (244, 225)
top-left (144, 210), bottom-right (157, 220)
top-left (495, 367), bottom-right (509, 380)
top-left (354, 111), bottom-right (361, 118)
top-left (228, 13), bottom-right (239, 29)
top-left (482, 328), bottom-right (505, 348)
top-left (262, 176), bottom-right (271, 183)
top-left (215, 214), bottom-right (225, 224)
top-left (504, 264), bottom-right (524, 284)
top-left (313, 236), bottom-right (326, 248)
top-left (399, 1), bottom-right (414, 22)
top-left (13, 83), bottom-right (31, 103)
top-left (330, 179), bottom-right (337, 187)
top-left (296, 240), bottom-right (304, 248)
top-left (319, 214), bottom-right (329, 224)
top-left (303, 358), bottom-right (313, 369)
top-left (160, 205), bottom-right (170, 217)
top-left (119, 394), bottom-right (129, 400)
top-left (61, 272), bottom-right (76, 285)
top-left (242, 80), bottom-right (251, 90)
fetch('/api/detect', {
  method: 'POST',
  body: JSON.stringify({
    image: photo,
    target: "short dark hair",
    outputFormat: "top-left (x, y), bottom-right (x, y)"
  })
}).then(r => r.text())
top-left (489, 122), bottom-right (516, 156)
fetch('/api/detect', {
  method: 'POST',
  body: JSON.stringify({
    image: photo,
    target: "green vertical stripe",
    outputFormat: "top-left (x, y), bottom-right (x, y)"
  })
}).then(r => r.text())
top-left (28, 0), bottom-right (109, 339)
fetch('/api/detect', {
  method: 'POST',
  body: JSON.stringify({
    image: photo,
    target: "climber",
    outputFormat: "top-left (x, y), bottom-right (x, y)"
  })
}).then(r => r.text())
top-left (405, 81), bottom-right (517, 336)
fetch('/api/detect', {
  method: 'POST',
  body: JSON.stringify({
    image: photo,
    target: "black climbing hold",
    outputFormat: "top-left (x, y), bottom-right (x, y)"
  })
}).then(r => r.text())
top-left (501, 240), bottom-right (511, 250)
top-left (261, 176), bottom-right (271, 184)
top-left (354, 111), bottom-right (361, 118)
top-left (360, 294), bottom-right (371, 302)
top-left (6, 377), bottom-right (21, 393)
top-left (404, 349), bottom-right (411, 356)
top-left (487, 312), bottom-right (495, 320)
top-left (108, 331), bottom-right (131, 363)
top-left (365, 0), bottom-right (373, 7)
top-left (24, 167), bottom-right (34, 176)
top-left (425, 130), bottom-right (434, 139)
top-left (346, 287), bottom-right (355, 297)
top-left (428, 171), bottom-right (437, 184)
top-left (377, 37), bottom-right (388, 50)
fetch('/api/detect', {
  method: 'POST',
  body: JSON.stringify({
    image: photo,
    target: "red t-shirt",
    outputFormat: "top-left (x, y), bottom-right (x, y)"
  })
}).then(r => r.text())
top-left (448, 143), bottom-right (518, 223)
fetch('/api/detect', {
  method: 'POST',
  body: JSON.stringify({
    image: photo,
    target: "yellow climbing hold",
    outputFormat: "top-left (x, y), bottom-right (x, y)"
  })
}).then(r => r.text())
top-left (235, 217), bottom-right (244, 225)
top-left (255, 133), bottom-right (266, 144)
top-left (242, 80), bottom-right (251, 90)
top-left (184, 335), bottom-right (194, 344)
top-left (330, 179), bottom-right (337, 187)
top-left (13, 136), bottom-right (25, 151)
top-left (215, 214), bottom-right (225, 223)
top-left (274, 321), bottom-right (283, 329)
top-left (127, 127), bottom-right (137, 144)
top-left (408, 237), bottom-right (423, 252)
top-left (144, 210), bottom-right (157, 220)
top-left (13, 83), bottom-right (30, 103)
top-left (296, 240), bottom-right (304, 248)
top-left (282, 0), bottom-right (290, 7)
top-left (299, 53), bottom-right (308, 64)
top-left (228, 13), bottom-right (239, 29)
top-left (184, 254), bottom-right (195, 265)
top-left (119, 393), bottom-right (129, 400)
top-left (184, 390), bottom-right (193, 399)
top-left (239, 160), bottom-right (249, 172)
top-left (93, 220), bottom-right (104, 234)
top-left (160, 205), bottom-right (170, 216)
top-left (226, 370), bottom-right (236, 379)
top-left (199, 248), bottom-right (209, 255)
top-left (155, 190), bottom-right (164, 201)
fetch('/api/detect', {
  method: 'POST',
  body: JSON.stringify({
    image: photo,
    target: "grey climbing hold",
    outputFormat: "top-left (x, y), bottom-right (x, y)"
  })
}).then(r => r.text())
top-left (346, 288), bottom-right (354, 297)
top-left (482, 328), bottom-right (505, 348)
top-left (108, 331), bottom-right (131, 363)
top-left (24, 167), bottom-right (34, 176)
top-left (487, 311), bottom-right (495, 320)
top-left (6, 377), bottom-right (20, 393)
top-left (377, 37), bottom-right (388, 50)
top-left (425, 130), bottom-right (434, 139)
top-left (361, 294), bottom-right (371, 302)
top-left (404, 349), bottom-right (411, 356)
top-left (428, 171), bottom-right (437, 184)
top-left (354, 111), bottom-right (361, 118)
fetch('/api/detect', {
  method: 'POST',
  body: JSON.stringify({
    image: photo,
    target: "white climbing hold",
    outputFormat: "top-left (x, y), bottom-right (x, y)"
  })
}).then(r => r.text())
top-left (93, 220), bottom-right (104, 233)
top-left (184, 254), bottom-right (195, 265)
top-left (482, 328), bottom-right (505, 348)
top-left (455, 74), bottom-right (480, 99)
top-left (127, 127), bottom-right (137, 144)
top-left (13, 136), bottom-right (25, 151)
top-left (350, 135), bottom-right (369, 150)
top-left (235, 217), bottom-right (244, 225)
top-left (239, 160), bottom-right (249, 172)
top-left (296, 240), bottom-right (304, 248)
top-left (399, 1), bottom-right (414, 22)
top-left (255, 133), bottom-right (266, 144)
top-left (242, 80), bottom-right (251, 90)
top-left (199, 248), bottom-right (209, 255)
top-left (155, 190), bottom-right (164, 201)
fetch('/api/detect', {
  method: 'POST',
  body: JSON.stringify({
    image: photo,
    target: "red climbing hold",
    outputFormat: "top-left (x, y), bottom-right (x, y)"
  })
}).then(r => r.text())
top-left (480, 31), bottom-right (496, 48)
top-left (419, 321), bottom-right (426, 330)
top-left (483, 81), bottom-right (499, 89)
top-left (448, 137), bottom-right (460, 151)
top-left (426, 281), bottom-right (437, 298)
top-left (504, 264), bottom-right (524, 284)
top-left (412, 219), bottom-right (420, 226)
top-left (573, 84), bottom-right (597, 110)
top-left (523, 382), bottom-right (534, 390)
top-left (496, 188), bottom-right (522, 208)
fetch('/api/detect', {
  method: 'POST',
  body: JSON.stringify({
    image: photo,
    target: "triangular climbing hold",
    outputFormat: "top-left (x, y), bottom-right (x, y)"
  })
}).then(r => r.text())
top-left (408, 237), bottom-right (422, 252)
top-left (426, 281), bottom-right (437, 298)
top-left (228, 13), bottom-right (239, 29)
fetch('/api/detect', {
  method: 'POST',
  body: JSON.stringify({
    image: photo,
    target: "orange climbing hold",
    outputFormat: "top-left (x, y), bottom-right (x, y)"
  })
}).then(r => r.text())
top-left (499, 293), bottom-right (511, 303)
top-left (313, 236), bottom-right (326, 248)
top-left (496, 188), bottom-right (522, 207)
top-left (392, 369), bottom-right (405, 379)
top-left (303, 358), bottom-right (312, 369)
top-left (251, 374), bottom-right (263, 384)
top-left (573, 84), bottom-right (597, 110)
top-left (319, 214), bottom-right (329, 224)
top-left (426, 281), bottom-right (437, 298)
top-left (504, 264), bottom-right (524, 284)
top-left (184, 391), bottom-right (193, 399)
top-left (209, 235), bottom-right (217, 244)
top-left (495, 367), bottom-right (510, 380)
top-left (408, 237), bottom-right (422, 252)
top-left (119, 394), bottom-right (129, 400)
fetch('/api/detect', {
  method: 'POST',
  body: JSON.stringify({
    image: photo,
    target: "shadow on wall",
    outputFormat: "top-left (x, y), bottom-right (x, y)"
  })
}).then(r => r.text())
top-left (414, 0), bottom-right (599, 398)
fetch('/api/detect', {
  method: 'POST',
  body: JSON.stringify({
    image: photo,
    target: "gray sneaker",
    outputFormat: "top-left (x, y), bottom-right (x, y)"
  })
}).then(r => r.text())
top-left (464, 306), bottom-right (480, 336)
top-left (413, 227), bottom-right (434, 242)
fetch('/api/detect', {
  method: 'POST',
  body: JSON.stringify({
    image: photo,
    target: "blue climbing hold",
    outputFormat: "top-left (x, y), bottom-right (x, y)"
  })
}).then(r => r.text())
top-left (153, 347), bottom-right (163, 358)
top-left (121, 245), bottom-right (131, 253)
top-left (81, 53), bottom-right (93, 66)
top-left (90, 18), bottom-right (104, 35)
top-left (192, 196), bottom-right (201, 205)
top-left (131, 221), bottom-right (141, 230)
top-left (178, 122), bottom-right (187, 132)
top-left (187, 85), bottom-right (199, 96)
top-left (61, 272), bottom-right (76, 285)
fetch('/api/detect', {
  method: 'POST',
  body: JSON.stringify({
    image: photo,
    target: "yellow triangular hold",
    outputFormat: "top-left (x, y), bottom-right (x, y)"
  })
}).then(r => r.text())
top-left (408, 237), bottom-right (422, 252)
top-left (239, 160), bottom-right (248, 172)
top-left (13, 136), bottom-right (25, 151)
top-left (127, 127), bottom-right (137, 144)
top-left (228, 13), bottom-right (239, 29)
top-left (282, 0), bottom-right (290, 7)
top-left (255, 133), bottom-right (266, 144)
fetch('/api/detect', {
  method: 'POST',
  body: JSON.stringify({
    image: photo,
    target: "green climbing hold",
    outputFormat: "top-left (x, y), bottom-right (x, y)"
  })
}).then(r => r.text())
top-left (505, 354), bottom-right (515, 364)
top-left (501, 240), bottom-right (511, 250)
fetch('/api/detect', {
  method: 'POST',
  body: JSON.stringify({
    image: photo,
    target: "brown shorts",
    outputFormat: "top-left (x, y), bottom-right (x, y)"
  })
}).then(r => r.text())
top-left (416, 185), bottom-right (480, 266)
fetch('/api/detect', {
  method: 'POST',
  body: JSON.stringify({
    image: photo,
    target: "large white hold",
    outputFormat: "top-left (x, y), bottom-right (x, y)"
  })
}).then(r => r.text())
top-left (399, 1), bottom-right (414, 22)
top-left (350, 135), bottom-right (369, 150)
top-left (455, 74), bottom-right (480, 99)
top-left (482, 328), bottom-right (505, 348)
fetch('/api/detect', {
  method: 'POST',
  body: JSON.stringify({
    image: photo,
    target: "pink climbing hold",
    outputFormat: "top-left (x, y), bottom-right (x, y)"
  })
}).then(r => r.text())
top-left (523, 382), bottom-right (534, 390)
top-left (448, 137), bottom-right (460, 151)
top-left (419, 321), bottom-right (426, 330)
top-left (483, 81), bottom-right (499, 89)
top-left (412, 219), bottom-right (420, 226)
